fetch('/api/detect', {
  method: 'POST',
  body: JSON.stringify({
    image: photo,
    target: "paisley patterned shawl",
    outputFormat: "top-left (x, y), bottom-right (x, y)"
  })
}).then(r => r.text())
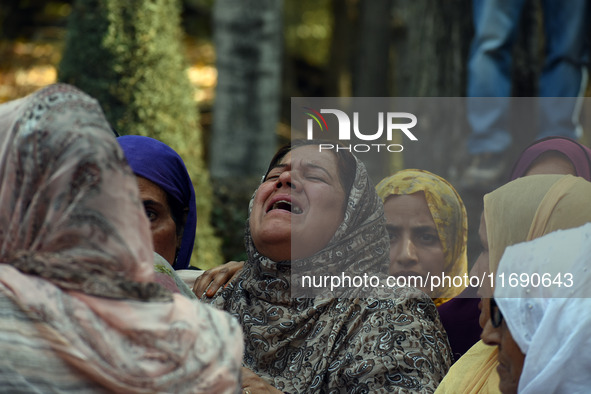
top-left (213, 151), bottom-right (452, 393)
top-left (0, 84), bottom-right (242, 393)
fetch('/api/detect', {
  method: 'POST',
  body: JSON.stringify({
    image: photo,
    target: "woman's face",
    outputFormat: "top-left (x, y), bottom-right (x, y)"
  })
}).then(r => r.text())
top-left (384, 192), bottom-right (445, 292)
top-left (249, 146), bottom-right (346, 261)
top-left (481, 300), bottom-right (525, 394)
top-left (137, 176), bottom-right (179, 265)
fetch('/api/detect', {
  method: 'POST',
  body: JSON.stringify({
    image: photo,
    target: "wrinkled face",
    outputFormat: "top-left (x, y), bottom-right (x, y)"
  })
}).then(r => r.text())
top-left (384, 192), bottom-right (445, 293)
top-left (249, 146), bottom-right (346, 261)
top-left (472, 213), bottom-right (492, 328)
top-left (137, 176), bottom-right (179, 265)
top-left (481, 300), bottom-right (525, 394)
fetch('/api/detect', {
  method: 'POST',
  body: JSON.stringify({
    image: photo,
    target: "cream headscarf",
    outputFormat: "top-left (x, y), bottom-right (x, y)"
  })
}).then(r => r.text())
top-left (435, 174), bottom-right (591, 394)
top-left (376, 169), bottom-right (468, 305)
top-left (0, 84), bottom-right (242, 393)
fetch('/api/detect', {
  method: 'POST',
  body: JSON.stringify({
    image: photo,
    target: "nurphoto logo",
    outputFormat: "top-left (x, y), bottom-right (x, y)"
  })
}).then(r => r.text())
top-left (304, 107), bottom-right (418, 152)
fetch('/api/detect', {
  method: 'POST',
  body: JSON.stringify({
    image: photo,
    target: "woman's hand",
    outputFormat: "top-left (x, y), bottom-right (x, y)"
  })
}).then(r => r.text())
top-left (192, 260), bottom-right (244, 298)
top-left (241, 367), bottom-right (283, 394)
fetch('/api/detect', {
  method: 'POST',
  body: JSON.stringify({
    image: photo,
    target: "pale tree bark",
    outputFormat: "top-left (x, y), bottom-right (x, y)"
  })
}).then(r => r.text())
top-left (210, 0), bottom-right (283, 179)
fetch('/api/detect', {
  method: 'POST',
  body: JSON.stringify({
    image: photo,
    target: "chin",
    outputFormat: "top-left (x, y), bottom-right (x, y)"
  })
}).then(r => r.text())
top-left (498, 381), bottom-right (518, 394)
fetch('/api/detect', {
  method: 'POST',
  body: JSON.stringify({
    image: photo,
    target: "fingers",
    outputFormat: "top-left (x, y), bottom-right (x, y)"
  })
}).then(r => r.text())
top-left (241, 367), bottom-right (282, 394)
top-left (192, 261), bottom-right (245, 298)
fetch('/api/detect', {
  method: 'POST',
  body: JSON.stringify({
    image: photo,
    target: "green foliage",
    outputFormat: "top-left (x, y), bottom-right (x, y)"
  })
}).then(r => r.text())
top-left (284, 0), bottom-right (332, 66)
top-left (59, 0), bottom-right (222, 269)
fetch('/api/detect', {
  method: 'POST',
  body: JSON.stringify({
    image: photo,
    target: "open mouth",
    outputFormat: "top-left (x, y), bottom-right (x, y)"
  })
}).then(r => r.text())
top-left (267, 200), bottom-right (303, 214)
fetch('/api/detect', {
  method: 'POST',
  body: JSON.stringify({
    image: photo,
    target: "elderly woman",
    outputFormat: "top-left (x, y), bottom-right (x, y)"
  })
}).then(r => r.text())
top-left (375, 169), bottom-right (480, 360)
top-left (435, 174), bottom-right (591, 393)
top-left (0, 84), bottom-right (242, 392)
top-left (117, 135), bottom-right (197, 270)
top-left (210, 140), bottom-right (452, 393)
top-left (485, 222), bottom-right (591, 393)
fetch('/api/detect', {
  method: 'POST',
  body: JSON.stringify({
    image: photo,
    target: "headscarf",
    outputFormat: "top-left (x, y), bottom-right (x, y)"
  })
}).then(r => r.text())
top-left (484, 174), bottom-right (591, 273)
top-left (435, 174), bottom-right (591, 394)
top-left (509, 136), bottom-right (591, 181)
top-left (117, 135), bottom-right (196, 270)
top-left (0, 84), bottom-right (242, 393)
top-left (213, 149), bottom-right (452, 393)
top-left (375, 169), bottom-right (468, 305)
top-left (495, 223), bottom-right (591, 393)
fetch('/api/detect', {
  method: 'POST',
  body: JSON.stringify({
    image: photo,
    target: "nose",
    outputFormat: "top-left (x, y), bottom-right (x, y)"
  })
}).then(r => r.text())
top-left (481, 317), bottom-right (501, 347)
top-left (396, 237), bottom-right (418, 267)
top-left (276, 170), bottom-right (297, 190)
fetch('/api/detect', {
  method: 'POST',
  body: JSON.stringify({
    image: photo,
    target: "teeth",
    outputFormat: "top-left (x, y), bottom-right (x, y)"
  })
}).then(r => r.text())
top-left (272, 200), bottom-right (291, 210)
top-left (271, 200), bottom-right (303, 214)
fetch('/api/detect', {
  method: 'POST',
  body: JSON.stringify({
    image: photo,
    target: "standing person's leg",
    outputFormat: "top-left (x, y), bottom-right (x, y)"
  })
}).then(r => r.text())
top-left (538, 0), bottom-right (589, 140)
top-left (467, 0), bottom-right (526, 155)
top-left (464, 0), bottom-right (526, 189)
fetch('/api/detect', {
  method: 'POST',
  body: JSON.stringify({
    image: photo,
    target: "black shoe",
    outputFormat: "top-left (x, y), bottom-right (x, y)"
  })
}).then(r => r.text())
top-left (460, 152), bottom-right (506, 192)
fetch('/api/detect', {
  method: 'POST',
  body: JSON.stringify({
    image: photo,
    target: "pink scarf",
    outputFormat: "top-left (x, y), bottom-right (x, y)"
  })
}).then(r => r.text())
top-left (0, 84), bottom-right (242, 393)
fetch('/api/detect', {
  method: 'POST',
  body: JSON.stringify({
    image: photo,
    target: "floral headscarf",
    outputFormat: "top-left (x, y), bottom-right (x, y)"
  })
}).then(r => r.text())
top-left (376, 169), bottom-right (468, 305)
top-left (213, 147), bottom-right (452, 393)
top-left (0, 84), bottom-right (242, 393)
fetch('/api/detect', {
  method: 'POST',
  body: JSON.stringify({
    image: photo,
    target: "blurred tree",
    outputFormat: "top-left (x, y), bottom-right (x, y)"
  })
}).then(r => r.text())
top-left (210, 0), bottom-right (283, 179)
top-left (325, 0), bottom-right (354, 96)
top-left (59, 0), bottom-right (223, 269)
top-left (353, 0), bottom-right (391, 97)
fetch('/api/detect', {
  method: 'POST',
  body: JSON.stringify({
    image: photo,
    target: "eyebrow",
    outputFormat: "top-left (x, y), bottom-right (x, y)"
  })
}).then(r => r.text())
top-left (142, 199), bottom-right (164, 207)
top-left (385, 224), bottom-right (438, 232)
top-left (267, 162), bottom-right (335, 181)
top-left (302, 162), bottom-right (334, 180)
top-left (269, 163), bottom-right (289, 173)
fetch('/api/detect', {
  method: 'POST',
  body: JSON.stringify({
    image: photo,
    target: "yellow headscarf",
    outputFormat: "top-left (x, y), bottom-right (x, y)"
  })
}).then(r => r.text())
top-left (376, 169), bottom-right (468, 306)
top-left (436, 174), bottom-right (591, 394)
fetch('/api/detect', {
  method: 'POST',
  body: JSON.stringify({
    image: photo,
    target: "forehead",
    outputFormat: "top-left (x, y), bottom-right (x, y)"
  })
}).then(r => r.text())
top-left (383, 192), bottom-right (434, 223)
top-left (279, 146), bottom-right (339, 169)
top-left (136, 176), bottom-right (167, 202)
top-left (525, 152), bottom-right (576, 176)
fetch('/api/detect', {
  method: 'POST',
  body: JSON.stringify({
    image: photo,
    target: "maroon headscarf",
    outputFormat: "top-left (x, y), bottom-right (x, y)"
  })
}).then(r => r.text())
top-left (509, 136), bottom-right (591, 181)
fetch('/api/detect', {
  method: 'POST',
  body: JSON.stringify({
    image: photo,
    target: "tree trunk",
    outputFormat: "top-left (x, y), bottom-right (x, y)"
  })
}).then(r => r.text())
top-left (353, 0), bottom-right (392, 97)
top-left (210, 0), bottom-right (283, 179)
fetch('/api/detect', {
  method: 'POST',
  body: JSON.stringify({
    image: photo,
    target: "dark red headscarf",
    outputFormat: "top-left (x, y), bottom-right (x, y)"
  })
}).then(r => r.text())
top-left (509, 136), bottom-right (591, 181)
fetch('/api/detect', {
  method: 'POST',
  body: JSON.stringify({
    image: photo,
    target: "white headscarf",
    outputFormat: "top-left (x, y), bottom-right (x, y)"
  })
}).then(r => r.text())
top-left (495, 222), bottom-right (591, 394)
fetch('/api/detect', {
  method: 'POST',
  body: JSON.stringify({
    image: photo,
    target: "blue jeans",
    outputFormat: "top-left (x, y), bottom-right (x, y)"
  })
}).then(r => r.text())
top-left (467, 0), bottom-right (589, 155)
